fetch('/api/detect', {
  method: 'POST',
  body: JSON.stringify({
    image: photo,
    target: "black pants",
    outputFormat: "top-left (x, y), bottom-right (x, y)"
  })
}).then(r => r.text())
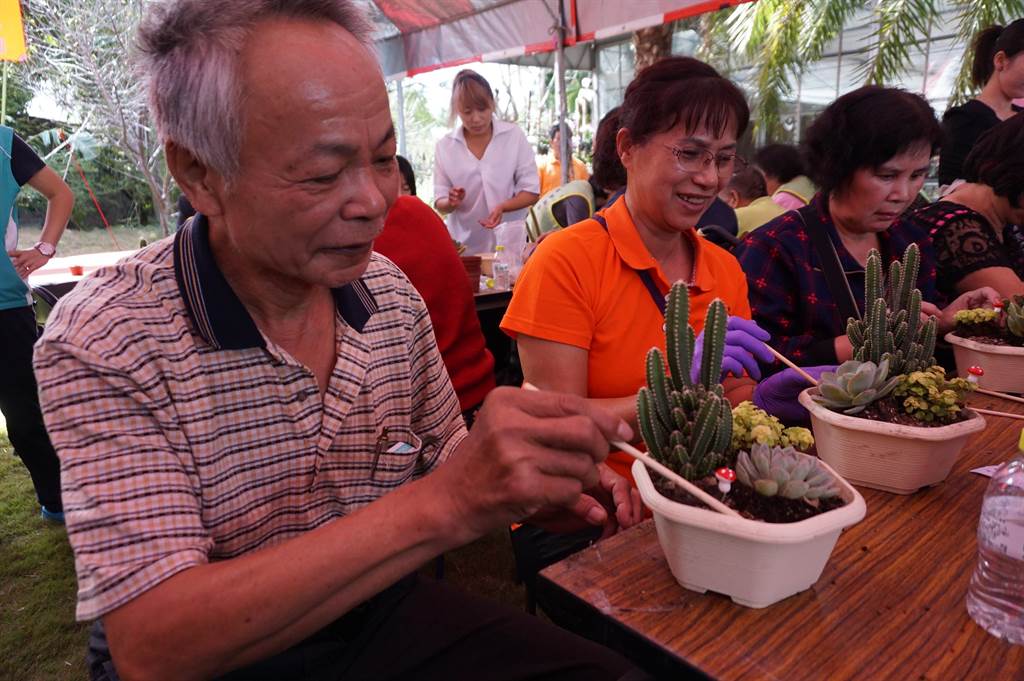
top-left (89, 575), bottom-right (649, 681)
top-left (0, 305), bottom-right (61, 511)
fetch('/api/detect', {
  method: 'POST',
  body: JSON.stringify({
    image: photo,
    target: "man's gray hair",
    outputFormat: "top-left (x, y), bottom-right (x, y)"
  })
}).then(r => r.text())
top-left (137, 0), bottom-right (373, 181)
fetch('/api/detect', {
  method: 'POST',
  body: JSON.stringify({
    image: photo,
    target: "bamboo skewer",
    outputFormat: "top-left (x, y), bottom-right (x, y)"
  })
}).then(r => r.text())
top-left (763, 345), bottom-right (820, 386)
top-left (521, 383), bottom-right (741, 518)
top-left (972, 407), bottom-right (1024, 421)
top-left (974, 387), bottom-right (1024, 406)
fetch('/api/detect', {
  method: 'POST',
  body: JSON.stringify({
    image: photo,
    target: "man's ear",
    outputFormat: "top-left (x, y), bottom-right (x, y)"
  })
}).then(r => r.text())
top-left (165, 141), bottom-right (227, 218)
top-left (720, 189), bottom-right (739, 209)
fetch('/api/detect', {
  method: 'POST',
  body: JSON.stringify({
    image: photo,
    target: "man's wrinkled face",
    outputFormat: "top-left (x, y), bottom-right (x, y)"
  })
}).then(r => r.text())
top-left (215, 18), bottom-right (399, 289)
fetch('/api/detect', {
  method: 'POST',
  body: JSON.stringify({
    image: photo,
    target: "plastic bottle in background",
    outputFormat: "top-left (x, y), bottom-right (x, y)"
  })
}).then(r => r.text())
top-left (493, 245), bottom-right (511, 290)
top-left (967, 429), bottom-right (1024, 645)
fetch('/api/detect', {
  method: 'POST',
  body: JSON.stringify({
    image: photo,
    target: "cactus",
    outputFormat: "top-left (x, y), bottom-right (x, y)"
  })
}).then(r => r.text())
top-left (846, 244), bottom-right (937, 375)
top-left (735, 443), bottom-right (840, 500)
top-left (730, 401), bottom-right (814, 453)
top-left (637, 283), bottom-right (733, 481)
top-left (811, 359), bottom-right (900, 415)
top-left (893, 366), bottom-right (974, 423)
top-left (1007, 297), bottom-right (1024, 339)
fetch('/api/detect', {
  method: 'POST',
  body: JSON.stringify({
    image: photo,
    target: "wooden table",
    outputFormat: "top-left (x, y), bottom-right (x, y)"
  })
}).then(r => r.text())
top-left (538, 394), bottom-right (1024, 680)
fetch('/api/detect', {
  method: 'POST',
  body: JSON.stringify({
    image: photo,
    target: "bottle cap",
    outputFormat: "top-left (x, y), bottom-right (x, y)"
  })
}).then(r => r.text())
top-left (1019, 428), bottom-right (1024, 452)
top-left (495, 245), bottom-right (505, 252)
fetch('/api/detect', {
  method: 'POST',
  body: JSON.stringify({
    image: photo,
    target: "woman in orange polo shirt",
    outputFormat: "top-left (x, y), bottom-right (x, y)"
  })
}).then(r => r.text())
top-left (502, 57), bottom-right (780, 484)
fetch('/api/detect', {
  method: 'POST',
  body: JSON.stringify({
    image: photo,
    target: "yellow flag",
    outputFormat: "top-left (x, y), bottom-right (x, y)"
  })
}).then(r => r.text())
top-left (0, 1), bottom-right (26, 62)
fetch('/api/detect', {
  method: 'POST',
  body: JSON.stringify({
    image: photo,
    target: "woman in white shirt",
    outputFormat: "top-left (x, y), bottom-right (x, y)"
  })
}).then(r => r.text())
top-left (434, 70), bottom-right (540, 255)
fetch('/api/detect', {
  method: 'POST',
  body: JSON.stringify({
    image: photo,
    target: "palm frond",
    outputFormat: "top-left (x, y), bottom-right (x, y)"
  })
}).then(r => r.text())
top-left (948, 0), bottom-right (1024, 104)
top-left (800, 0), bottom-right (866, 62)
top-left (859, 0), bottom-right (939, 87)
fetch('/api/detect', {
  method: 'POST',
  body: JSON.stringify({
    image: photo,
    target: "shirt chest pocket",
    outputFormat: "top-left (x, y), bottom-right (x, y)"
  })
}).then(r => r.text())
top-left (371, 429), bottom-right (426, 487)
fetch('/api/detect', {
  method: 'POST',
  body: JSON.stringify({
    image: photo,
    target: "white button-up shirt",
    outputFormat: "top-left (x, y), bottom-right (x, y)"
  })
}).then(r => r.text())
top-left (433, 118), bottom-right (540, 255)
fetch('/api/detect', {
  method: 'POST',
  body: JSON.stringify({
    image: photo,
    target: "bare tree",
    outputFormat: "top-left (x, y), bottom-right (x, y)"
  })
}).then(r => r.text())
top-left (24, 0), bottom-right (174, 235)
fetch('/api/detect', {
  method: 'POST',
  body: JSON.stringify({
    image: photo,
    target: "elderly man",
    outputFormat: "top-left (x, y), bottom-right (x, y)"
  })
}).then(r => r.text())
top-left (34, 1), bottom-right (645, 680)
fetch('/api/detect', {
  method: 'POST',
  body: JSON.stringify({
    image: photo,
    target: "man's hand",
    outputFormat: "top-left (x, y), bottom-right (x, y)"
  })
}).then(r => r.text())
top-left (924, 287), bottom-right (1002, 334)
top-left (527, 463), bottom-right (644, 538)
top-left (479, 202), bottom-right (506, 228)
top-left (8, 248), bottom-right (50, 277)
top-left (438, 387), bottom-right (634, 543)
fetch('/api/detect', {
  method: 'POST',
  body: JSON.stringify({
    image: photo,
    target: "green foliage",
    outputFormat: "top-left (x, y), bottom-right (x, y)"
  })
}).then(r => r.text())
top-left (954, 308), bottom-right (1000, 325)
top-left (860, 0), bottom-right (940, 86)
top-left (812, 359), bottom-right (900, 415)
top-left (731, 401), bottom-right (814, 452)
top-left (847, 244), bottom-right (937, 375)
top-left (1007, 297), bottom-right (1024, 339)
top-left (735, 443), bottom-right (840, 500)
top-left (637, 284), bottom-right (733, 481)
top-left (893, 366), bottom-right (974, 423)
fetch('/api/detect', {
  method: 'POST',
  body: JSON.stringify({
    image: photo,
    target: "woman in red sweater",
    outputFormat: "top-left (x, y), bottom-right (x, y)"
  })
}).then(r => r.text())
top-left (375, 194), bottom-right (496, 419)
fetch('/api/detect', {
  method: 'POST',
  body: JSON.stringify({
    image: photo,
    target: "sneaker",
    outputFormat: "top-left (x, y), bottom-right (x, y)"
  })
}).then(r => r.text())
top-left (41, 506), bottom-right (65, 524)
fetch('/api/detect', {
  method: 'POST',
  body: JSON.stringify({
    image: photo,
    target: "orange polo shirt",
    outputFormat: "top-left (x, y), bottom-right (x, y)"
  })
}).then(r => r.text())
top-left (501, 196), bottom-right (752, 482)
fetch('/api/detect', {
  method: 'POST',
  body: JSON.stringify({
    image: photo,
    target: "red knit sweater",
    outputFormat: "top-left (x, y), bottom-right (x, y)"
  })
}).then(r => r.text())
top-left (375, 196), bottom-right (496, 412)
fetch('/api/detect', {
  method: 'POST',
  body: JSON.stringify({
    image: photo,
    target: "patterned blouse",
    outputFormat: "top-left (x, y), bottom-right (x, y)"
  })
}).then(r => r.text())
top-left (734, 193), bottom-right (938, 367)
top-left (911, 200), bottom-right (1024, 300)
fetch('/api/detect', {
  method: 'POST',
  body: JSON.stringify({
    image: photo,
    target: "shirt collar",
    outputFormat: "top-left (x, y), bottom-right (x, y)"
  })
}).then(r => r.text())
top-left (173, 214), bottom-right (377, 350)
top-left (598, 195), bottom-right (715, 293)
top-left (450, 117), bottom-right (512, 144)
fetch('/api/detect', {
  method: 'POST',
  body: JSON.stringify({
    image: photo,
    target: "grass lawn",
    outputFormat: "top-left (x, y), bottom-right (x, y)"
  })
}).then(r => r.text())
top-left (0, 414), bottom-right (525, 680)
top-left (17, 224), bottom-right (168, 258)
top-left (0, 421), bottom-right (88, 681)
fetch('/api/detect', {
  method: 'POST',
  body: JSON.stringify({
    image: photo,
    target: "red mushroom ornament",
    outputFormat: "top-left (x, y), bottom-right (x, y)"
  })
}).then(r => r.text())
top-left (967, 365), bottom-right (984, 385)
top-left (715, 467), bottom-right (736, 494)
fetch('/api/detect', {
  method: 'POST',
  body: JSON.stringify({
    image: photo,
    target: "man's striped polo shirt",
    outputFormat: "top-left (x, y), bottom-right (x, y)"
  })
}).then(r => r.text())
top-left (34, 215), bottom-right (467, 621)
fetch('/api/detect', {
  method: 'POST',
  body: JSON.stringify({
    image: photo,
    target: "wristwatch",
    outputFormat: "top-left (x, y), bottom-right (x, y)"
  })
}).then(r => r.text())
top-left (33, 241), bottom-right (56, 257)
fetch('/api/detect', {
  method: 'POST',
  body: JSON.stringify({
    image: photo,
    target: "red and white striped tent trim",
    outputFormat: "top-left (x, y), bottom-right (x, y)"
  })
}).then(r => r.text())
top-left (370, 0), bottom-right (751, 79)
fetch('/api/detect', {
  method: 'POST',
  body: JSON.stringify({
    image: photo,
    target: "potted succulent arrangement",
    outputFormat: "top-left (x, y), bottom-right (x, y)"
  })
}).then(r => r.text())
top-left (946, 297), bottom-right (1024, 393)
top-left (631, 282), bottom-right (865, 608)
top-left (798, 244), bottom-right (987, 494)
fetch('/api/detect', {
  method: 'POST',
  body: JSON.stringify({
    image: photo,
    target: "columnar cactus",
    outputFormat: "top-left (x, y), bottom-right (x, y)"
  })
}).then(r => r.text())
top-left (637, 283), bottom-right (733, 481)
top-left (846, 243), bottom-right (937, 375)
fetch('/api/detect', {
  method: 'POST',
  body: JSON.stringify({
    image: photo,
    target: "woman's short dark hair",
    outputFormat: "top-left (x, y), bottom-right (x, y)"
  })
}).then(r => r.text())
top-left (963, 115), bottom-right (1024, 208)
top-left (754, 144), bottom-right (804, 183)
top-left (971, 19), bottom-right (1024, 88)
top-left (802, 86), bottom-right (941, 196)
top-left (619, 56), bottom-right (749, 146)
top-left (726, 166), bottom-right (768, 202)
top-left (590, 106), bottom-right (626, 192)
top-left (396, 155), bottom-right (416, 196)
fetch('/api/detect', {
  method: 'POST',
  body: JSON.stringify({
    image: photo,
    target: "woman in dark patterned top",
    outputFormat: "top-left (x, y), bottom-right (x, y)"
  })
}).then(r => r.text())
top-left (735, 87), bottom-right (1000, 368)
top-left (916, 115), bottom-right (1024, 300)
top-left (938, 20), bottom-right (1024, 187)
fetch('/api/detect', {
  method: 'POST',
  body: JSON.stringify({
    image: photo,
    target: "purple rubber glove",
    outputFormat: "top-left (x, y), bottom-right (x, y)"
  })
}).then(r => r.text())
top-left (753, 366), bottom-right (836, 423)
top-left (690, 316), bottom-right (774, 383)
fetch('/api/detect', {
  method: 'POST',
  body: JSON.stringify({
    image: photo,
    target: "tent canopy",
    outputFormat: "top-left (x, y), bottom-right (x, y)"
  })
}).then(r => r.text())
top-left (370, 0), bottom-right (746, 79)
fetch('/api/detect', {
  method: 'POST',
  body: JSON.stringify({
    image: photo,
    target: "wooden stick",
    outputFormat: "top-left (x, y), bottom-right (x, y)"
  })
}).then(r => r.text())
top-left (763, 345), bottom-right (819, 386)
top-left (971, 407), bottom-right (1024, 421)
top-left (974, 387), bottom-right (1024, 406)
top-left (521, 383), bottom-right (741, 517)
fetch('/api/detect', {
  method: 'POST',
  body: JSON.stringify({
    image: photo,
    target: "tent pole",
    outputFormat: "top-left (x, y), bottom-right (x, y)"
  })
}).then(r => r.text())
top-left (395, 78), bottom-right (407, 158)
top-left (1, 62), bottom-right (8, 127)
top-left (554, 1), bottom-right (570, 186)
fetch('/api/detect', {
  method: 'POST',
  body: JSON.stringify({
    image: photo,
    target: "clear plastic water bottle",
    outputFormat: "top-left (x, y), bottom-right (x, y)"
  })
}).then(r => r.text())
top-left (493, 245), bottom-right (511, 290)
top-left (967, 429), bottom-right (1024, 644)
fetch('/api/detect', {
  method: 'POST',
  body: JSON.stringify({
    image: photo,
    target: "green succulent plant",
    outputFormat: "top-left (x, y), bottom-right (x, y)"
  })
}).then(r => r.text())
top-left (953, 308), bottom-right (999, 326)
top-left (636, 283), bottom-right (733, 481)
top-left (811, 359), bottom-right (900, 415)
top-left (893, 365), bottom-right (974, 424)
top-left (1007, 297), bottom-right (1024, 339)
top-left (735, 443), bottom-right (839, 500)
top-left (731, 401), bottom-right (814, 452)
top-left (846, 244), bottom-right (937, 376)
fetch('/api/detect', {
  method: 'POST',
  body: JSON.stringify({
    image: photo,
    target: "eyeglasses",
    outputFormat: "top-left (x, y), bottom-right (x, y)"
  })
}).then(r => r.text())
top-left (661, 144), bottom-right (747, 175)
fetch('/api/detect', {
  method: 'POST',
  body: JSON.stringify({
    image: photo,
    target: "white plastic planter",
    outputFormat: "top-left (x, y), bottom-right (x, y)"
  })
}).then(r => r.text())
top-left (633, 456), bottom-right (866, 608)
top-left (799, 387), bottom-right (986, 494)
top-left (946, 332), bottom-right (1024, 394)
